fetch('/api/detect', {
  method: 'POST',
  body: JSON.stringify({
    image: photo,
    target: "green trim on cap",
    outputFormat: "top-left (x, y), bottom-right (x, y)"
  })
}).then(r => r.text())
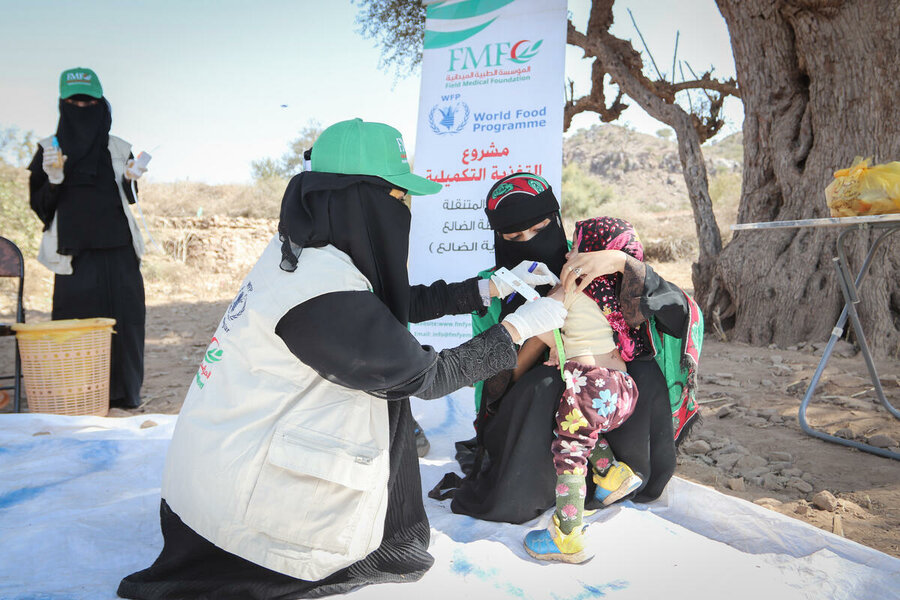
top-left (59, 67), bottom-right (103, 99)
top-left (311, 118), bottom-right (442, 196)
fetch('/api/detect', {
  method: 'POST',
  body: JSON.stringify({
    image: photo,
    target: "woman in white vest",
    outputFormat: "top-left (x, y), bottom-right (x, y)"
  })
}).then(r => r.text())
top-left (28, 67), bottom-right (148, 408)
top-left (118, 118), bottom-right (567, 599)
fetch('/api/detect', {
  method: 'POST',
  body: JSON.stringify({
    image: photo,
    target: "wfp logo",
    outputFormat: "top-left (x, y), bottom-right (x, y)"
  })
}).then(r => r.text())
top-left (448, 39), bottom-right (543, 72)
top-left (428, 101), bottom-right (470, 135)
top-left (67, 72), bottom-right (92, 82)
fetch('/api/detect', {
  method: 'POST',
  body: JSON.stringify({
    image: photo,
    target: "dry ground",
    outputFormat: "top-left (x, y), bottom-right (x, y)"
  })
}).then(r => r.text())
top-left (1, 218), bottom-right (898, 559)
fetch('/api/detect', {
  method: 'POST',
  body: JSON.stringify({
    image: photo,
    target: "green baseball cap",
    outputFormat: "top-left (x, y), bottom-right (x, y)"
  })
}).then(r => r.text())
top-left (59, 67), bottom-right (103, 99)
top-left (311, 118), bottom-right (441, 196)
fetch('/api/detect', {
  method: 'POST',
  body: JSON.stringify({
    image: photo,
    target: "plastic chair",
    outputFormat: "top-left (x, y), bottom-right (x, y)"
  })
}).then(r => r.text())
top-left (0, 236), bottom-right (25, 412)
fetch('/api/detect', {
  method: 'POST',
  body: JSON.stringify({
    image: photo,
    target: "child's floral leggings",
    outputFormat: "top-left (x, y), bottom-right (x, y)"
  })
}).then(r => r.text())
top-left (551, 361), bottom-right (638, 476)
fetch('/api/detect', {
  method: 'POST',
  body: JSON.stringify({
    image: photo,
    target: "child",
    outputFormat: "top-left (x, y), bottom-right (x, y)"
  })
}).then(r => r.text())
top-left (518, 216), bottom-right (646, 563)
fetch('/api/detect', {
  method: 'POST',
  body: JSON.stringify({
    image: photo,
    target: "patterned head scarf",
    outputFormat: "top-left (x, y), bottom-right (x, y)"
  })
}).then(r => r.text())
top-left (572, 216), bottom-right (646, 361)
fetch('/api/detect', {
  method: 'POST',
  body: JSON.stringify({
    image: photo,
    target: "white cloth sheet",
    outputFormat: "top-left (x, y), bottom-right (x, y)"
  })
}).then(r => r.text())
top-left (1, 394), bottom-right (898, 600)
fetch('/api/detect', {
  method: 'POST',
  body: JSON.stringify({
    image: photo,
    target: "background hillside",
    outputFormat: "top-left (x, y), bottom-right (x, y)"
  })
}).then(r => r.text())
top-left (561, 124), bottom-right (743, 262)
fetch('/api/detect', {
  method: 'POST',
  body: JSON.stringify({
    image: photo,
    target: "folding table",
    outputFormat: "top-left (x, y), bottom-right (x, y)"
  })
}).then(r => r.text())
top-left (731, 214), bottom-right (900, 460)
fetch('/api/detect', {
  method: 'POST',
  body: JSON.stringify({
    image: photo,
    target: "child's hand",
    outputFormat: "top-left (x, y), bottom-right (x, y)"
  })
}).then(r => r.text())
top-left (544, 343), bottom-right (560, 367)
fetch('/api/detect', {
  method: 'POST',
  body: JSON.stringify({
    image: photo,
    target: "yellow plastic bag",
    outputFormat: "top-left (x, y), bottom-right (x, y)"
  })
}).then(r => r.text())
top-left (825, 157), bottom-right (900, 217)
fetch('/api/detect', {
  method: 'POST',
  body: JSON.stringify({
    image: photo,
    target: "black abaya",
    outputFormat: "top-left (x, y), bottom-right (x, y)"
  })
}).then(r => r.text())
top-left (51, 246), bottom-right (145, 407)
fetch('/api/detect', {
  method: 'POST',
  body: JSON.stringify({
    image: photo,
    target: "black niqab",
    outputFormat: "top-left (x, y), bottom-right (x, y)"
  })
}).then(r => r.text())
top-left (278, 171), bottom-right (412, 324)
top-left (56, 98), bottom-right (112, 186)
top-left (492, 214), bottom-right (568, 317)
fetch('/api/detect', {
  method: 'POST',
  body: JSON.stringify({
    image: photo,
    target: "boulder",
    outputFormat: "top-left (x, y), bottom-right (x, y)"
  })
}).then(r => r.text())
top-left (812, 490), bottom-right (838, 512)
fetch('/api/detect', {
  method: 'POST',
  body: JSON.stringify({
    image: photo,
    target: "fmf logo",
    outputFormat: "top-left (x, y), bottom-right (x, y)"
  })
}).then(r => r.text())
top-left (448, 39), bottom-right (542, 72)
top-left (396, 137), bottom-right (408, 163)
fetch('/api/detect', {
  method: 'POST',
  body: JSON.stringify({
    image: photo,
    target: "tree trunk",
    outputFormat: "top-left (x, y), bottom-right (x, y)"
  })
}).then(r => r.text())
top-left (569, 24), bottom-right (724, 307)
top-left (711, 0), bottom-right (900, 357)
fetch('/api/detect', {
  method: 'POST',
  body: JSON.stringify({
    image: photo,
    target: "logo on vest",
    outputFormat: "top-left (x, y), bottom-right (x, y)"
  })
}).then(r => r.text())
top-left (194, 336), bottom-right (223, 390)
top-left (222, 281), bottom-right (253, 332)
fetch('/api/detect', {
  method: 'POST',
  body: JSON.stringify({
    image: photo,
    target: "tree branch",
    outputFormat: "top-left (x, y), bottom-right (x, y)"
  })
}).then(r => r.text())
top-left (672, 76), bottom-right (740, 98)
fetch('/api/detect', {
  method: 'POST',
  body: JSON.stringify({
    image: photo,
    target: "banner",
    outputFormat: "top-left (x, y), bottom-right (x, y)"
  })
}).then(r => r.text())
top-left (410, 0), bottom-right (568, 350)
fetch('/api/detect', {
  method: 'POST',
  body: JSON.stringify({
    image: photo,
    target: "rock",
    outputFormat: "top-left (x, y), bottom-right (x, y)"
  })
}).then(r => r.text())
top-left (716, 405), bottom-right (733, 419)
top-left (834, 427), bottom-right (856, 439)
top-left (769, 461), bottom-right (792, 472)
top-left (771, 355), bottom-right (784, 365)
top-left (744, 416), bottom-right (770, 427)
top-left (750, 476), bottom-right (764, 487)
top-left (682, 439), bottom-right (712, 455)
top-left (833, 514), bottom-right (844, 536)
top-left (32, 431), bottom-right (51, 436)
top-left (714, 452), bottom-right (743, 471)
top-left (787, 345), bottom-right (798, 352)
top-left (761, 473), bottom-right (783, 491)
top-left (880, 377), bottom-right (900, 389)
top-left (801, 472), bottom-right (815, 483)
top-left (795, 503), bottom-right (809, 515)
top-left (768, 451), bottom-right (792, 463)
top-left (786, 380), bottom-right (809, 395)
top-left (140, 420), bottom-right (158, 429)
top-left (708, 437), bottom-right (729, 450)
top-left (735, 455), bottom-right (767, 470)
top-left (107, 408), bottom-right (131, 418)
top-left (813, 490), bottom-right (838, 512)
top-left (754, 497), bottom-right (782, 508)
top-left (727, 477), bottom-right (745, 492)
top-left (833, 340), bottom-right (857, 358)
top-left (841, 398), bottom-right (875, 411)
top-left (715, 372), bottom-right (734, 379)
top-left (761, 379), bottom-right (776, 388)
top-left (788, 478), bottom-right (814, 493)
top-left (783, 468), bottom-right (803, 478)
top-left (742, 466), bottom-right (771, 479)
top-left (867, 434), bottom-right (898, 448)
top-left (698, 455), bottom-right (716, 466)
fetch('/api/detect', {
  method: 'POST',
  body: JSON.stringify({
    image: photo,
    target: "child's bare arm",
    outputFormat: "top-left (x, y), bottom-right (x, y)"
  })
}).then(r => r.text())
top-left (513, 336), bottom-right (548, 381)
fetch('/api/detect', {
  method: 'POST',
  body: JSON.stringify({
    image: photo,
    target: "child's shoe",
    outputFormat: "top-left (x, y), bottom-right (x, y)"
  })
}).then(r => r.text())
top-left (593, 462), bottom-right (642, 506)
top-left (523, 515), bottom-right (593, 564)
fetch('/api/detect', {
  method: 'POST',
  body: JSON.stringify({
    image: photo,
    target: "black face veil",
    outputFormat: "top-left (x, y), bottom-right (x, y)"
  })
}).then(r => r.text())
top-left (278, 172), bottom-right (412, 324)
top-left (56, 97), bottom-right (112, 186)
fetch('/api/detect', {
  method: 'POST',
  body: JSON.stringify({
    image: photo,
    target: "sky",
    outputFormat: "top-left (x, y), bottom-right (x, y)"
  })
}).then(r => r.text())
top-left (0, 0), bottom-right (741, 184)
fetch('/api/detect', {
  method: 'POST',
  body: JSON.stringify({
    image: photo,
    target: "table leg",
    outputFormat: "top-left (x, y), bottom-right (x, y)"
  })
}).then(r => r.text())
top-left (797, 226), bottom-right (900, 460)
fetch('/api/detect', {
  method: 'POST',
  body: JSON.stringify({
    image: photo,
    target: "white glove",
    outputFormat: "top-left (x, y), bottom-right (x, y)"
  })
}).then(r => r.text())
top-left (490, 260), bottom-right (561, 298)
top-left (42, 148), bottom-right (66, 184)
top-left (125, 159), bottom-right (147, 181)
top-left (502, 296), bottom-right (567, 342)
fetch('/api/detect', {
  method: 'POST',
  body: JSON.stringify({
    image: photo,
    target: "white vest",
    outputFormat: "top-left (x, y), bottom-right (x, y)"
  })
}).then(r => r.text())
top-left (162, 236), bottom-right (391, 581)
top-left (36, 135), bottom-right (145, 274)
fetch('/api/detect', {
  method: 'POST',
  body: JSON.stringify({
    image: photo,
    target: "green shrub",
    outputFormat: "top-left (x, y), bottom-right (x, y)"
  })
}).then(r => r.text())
top-left (560, 162), bottom-right (614, 221)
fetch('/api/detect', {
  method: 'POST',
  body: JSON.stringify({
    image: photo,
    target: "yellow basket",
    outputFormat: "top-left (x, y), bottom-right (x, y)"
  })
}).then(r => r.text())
top-left (12, 318), bottom-right (116, 416)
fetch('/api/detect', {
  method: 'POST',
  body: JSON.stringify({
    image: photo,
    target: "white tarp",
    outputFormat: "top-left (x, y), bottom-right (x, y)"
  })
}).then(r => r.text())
top-left (409, 0), bottom-right (568, 351)
top-left (1, 397), bottom-right (898, 600)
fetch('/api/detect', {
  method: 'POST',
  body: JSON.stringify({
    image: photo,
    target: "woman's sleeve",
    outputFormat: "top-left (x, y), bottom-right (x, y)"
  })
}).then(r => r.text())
top-left (409, 276), bottom-right (487, 323)
top-left (27, 147), bottom-right (58, 229)
top-left (276, 290), bottom-right (517, 400)
top-left (619, 256), bottom-right (689, 337)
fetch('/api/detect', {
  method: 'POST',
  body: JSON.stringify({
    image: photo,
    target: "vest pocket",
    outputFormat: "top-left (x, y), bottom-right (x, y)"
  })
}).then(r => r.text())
top-left (244, 426), bottom-right (386, 555)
